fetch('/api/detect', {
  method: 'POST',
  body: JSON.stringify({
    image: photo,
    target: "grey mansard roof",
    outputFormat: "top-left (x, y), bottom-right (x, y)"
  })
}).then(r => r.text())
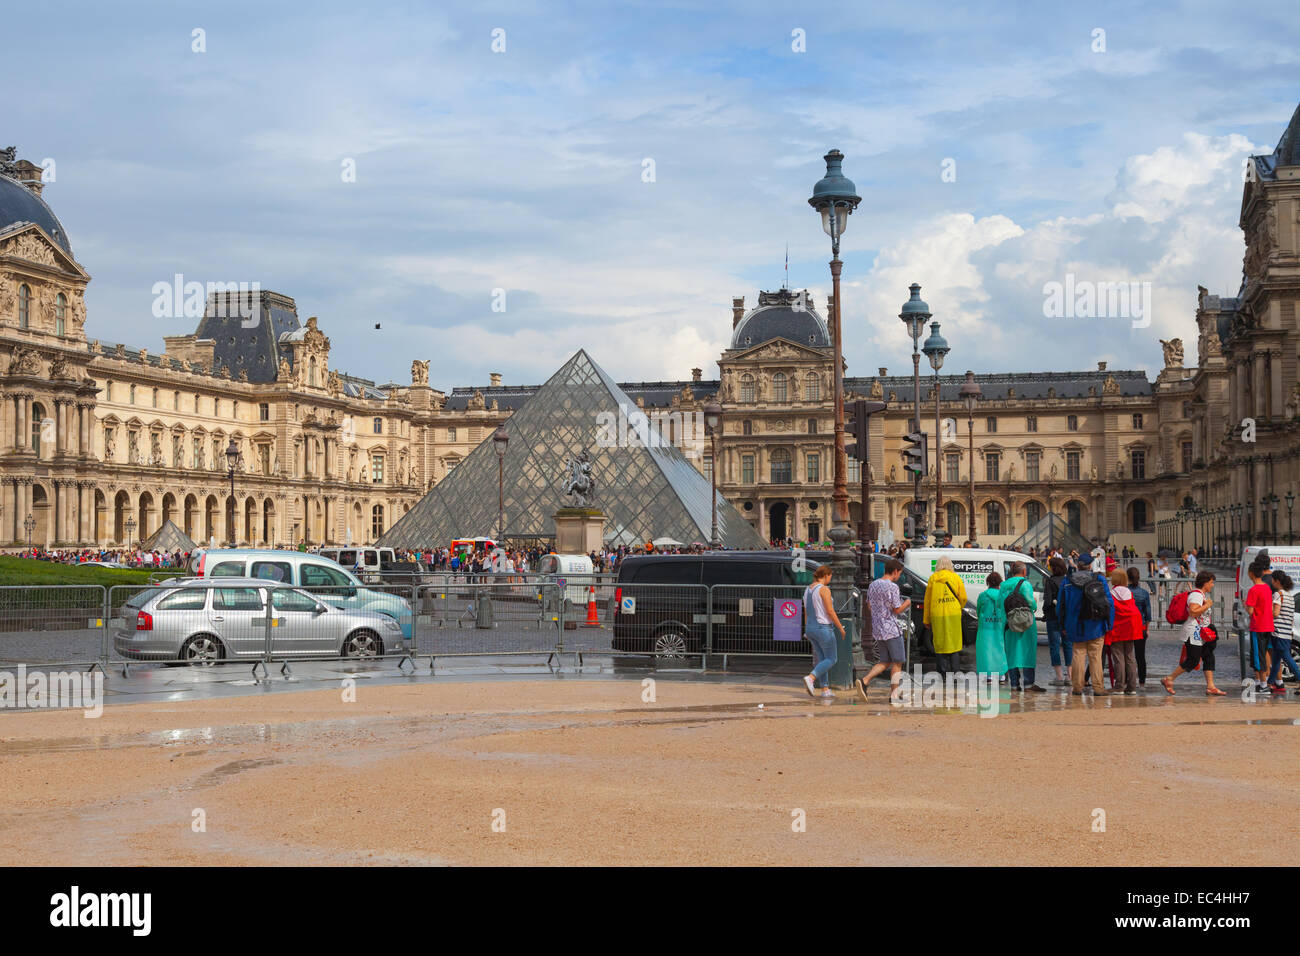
top-left (0, 173), bottom-right (73, 254)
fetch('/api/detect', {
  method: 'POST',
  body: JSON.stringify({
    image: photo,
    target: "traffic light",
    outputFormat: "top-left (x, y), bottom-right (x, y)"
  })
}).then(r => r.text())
top-left (902, 430), bottom-right (928, 477)
top-left (845, 399), bottom-right (887, 462)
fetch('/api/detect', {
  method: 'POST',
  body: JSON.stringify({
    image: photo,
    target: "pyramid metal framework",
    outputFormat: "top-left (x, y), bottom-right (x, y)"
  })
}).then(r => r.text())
top-left (378, 350), bottom-right (766, 550)
top-left (140, 518), bottom-right (197, 553)
top-left (1009, 512), bottom-right (1094, 554)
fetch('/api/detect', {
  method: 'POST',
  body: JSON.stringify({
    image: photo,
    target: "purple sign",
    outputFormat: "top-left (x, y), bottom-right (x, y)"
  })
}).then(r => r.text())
top-left (773, 598), bottom-right (803, 642)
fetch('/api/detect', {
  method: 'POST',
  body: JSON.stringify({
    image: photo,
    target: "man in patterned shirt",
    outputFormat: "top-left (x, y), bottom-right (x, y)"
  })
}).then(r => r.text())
top-left (858, 559), bottom-right (911, 699)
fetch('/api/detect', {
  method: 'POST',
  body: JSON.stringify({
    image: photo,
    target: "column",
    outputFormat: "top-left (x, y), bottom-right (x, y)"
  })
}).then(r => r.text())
top-left (15, 394), bottom-right (27, 451)
top-left (80, 404), bottom-right (90, 457)
top-left (3, 479), bottom-right (14, 542)
top-left (52, 481), bottom-right (63, 543)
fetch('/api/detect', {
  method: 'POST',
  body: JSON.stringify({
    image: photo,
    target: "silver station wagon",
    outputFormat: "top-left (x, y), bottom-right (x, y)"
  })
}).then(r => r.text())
top-left (113, 578), bottom-right (406, 662)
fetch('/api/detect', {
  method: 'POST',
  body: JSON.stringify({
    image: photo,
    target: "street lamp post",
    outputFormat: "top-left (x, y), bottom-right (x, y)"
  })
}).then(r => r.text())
top-left (808, 148), bottom-right (862, 689)
top-left (900, 285), bottom-right (931, 546)
top-left (493, 426), bottom-right (509, 544)
top-left (123, 514), bottom-right (135, 550)
top-left (959, 371), bottom-right (981, 544)
top-left (703, 402), bottom-right (722, 549)
top-left (1261, 496), bottom-right (1270, 549)
top-left (1270, 494), bottom-right (1280, 546)
top-left (24, 512), bottom-right (36, 548)
top-left (1287, 492), bottom-right (1296, 546)
top-left (225, 438), bottom-right (242, 548)
top-left (922, 322), bottom-right (950, 543)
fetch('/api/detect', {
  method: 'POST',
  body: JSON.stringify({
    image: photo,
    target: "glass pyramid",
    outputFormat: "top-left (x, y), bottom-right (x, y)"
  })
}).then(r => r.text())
top-left (378, 350), bottom-right (766, 550)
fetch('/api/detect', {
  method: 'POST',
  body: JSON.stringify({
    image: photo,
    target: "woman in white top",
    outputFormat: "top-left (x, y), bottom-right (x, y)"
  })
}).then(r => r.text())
top-left (801, 565), bottom-right (845, 700)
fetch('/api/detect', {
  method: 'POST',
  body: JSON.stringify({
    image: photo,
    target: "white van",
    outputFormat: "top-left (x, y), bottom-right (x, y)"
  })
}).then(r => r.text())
top-left (903, 547), bottom-right (1051, 606)
top-left (536, 553), bottom-right (596, 605)
top-left (318, 547), bottom-right (397, 583)
top-left (1233, 546), bottom-right (1300, 639)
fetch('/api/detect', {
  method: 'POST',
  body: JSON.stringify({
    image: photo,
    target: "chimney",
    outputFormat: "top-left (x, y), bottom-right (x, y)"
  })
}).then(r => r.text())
top-left (732, 296), bottom-right (745, 328)
top-left (878, 367), bottom-right (888, 377)
top-left (1097, 361), bottom-right (1107, 372)
top-left (691, 368), bottom-right (702, 383)
top-left (489, 372), bottom-right (502, 388)
top-left (12, 159), bottom-right (44, 197)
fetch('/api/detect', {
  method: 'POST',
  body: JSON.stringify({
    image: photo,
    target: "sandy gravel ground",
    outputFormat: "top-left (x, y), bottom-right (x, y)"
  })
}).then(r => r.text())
top-left (1, 681), bottom-right (1296, 866)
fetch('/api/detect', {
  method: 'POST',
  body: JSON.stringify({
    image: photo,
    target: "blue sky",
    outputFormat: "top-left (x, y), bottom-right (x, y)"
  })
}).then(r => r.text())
top-left (6, 0), bottom-right (1299, 389)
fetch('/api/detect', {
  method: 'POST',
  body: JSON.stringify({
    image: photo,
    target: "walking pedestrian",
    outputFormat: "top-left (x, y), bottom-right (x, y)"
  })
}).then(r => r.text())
top-left (1058, 558), bottom-right (1114, 696)
top-left (975, 571), bottom-right (1007, 679)
top-left (1042, 556), bottom-right (1069, 686)
top-left (1266, 569), bottom-right (1300, 697)
top-left (1127, 566), bottom-right (1151, 689)
top-left (801, 565), bottom-right (844, 700)
top-left (1161, 571), bottom-right (1223, 696)
top-left (857, 559), bottom-right (910, 699)
top-left (1105, 568), bottom-right (1142, 695)
top-left (1245, 561), bottom-right (1276, 693)
top-left (923, 557), bottom-right (966, 674)
top-left (1001, 562), bottom-right (1043, 692)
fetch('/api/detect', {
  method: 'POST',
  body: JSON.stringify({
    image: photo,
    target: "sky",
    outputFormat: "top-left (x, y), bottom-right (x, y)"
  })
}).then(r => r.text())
top-left (5, 0), bottom-right (1299, 390)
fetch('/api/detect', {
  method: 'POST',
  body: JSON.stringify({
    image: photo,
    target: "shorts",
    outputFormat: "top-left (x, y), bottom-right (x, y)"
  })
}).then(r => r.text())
top-left (1251, 631), bottom-right (1273, 671)
top-left (1181, 639), bottom-right (1216, 672)
top-left (874, 636), bottom-right (906, 663)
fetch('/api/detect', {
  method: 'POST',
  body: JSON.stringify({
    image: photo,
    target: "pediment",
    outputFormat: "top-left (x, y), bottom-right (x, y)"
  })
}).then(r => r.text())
top-left (728, 337), bottom-right (828, 363)
top-left (0, 223), bottom-right (88, 278)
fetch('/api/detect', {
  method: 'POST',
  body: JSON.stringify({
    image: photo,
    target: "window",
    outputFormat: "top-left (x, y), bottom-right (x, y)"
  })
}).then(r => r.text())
top-left (807, 418), bottom-right (817, 434)
top-left (371, 454), bottom-right (385, 483)
top-left (271, 589), bottom-right (319, 611)
top-left (742, 420), bottom-right (752, 436)
top-left (250, 561), bottom-right (292, 582)
top-left (1181, 440), bottom-right (1193, 473)
top-left (172, 390), bottom-right (179, 409)
top-left (152, 387), bottom-right (158, 409)
top-left (195, 394), bottom-right (201, 413)
top-left (18, 284), bottom-right (30, 328)
top-left (770, 448), bottom-right (792, 484)
top-left (259, 403), bottom-right (270, 421)
top-left (1066, 501), bottom-right (1082, 532)
top-left (848, 459), bottom-right (860, 483)
top-left (301, 563), bottom-right (352, 590)
top-left (985, 502), bottom-right (1002, 535)
top-left (371, 505), bottom-right (385, 538)
top-left (156, 589), bottom-right (208, 611)
top-left (773, 373), bottom-right (787, 403)
top-left (1131, 500), bottom-right (1149, 532)
top-left (740, 374), bottom-right (756, 403)
top-left (447, 427), bottom-right (457, 442)
top-left (1130, 448), bottom-right (1146, 480)
top-left (1025, 500), bottom-right (1043, 527)
top-left (946, 501), bottom-right (962, 532)
top-left (703, 454), bottom-right (713, 481)
top-left (1067, 415), bottom-right (1078, 431)
top-left (213, 588), bottom-right (263, 611)
top-left (986, 417), bottom-right (997, 433)
top-left (1026, 415), bottom-right (1037, 432)
top-left (985, 452), bottom-right (1000, 482)
top-left (1026, 450), bottom-right (1040, 482)
top-left (741, 454), bottom-right (755, 484)
top-left (105, 381), bottom-right (113, 402)
top-left (373, 418), bottom-right (383, 434)
top-left (1182, 402), bottom-right (1190, 417)
top-left (806, 453), bottom-right (820, 483)
top-left (233, 401), bottom-right (239, 419)
top-left (945, 453), bottom-right (960, 484)
top-left (129, 384), bottom-right (136, 404)
top-left (1066, 450), bottom-right (1081, 481)
top-left (1132, 413), bottom-right (1143, 429)
top-left (55, 293), bottom-right (66, 336)
top-left (804, 373), bottom-right (820, 402)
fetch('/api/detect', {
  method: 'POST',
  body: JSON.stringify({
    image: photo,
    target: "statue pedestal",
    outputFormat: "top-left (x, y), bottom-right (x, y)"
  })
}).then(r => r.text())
top-left (553, 508), bottom-right (606, 554)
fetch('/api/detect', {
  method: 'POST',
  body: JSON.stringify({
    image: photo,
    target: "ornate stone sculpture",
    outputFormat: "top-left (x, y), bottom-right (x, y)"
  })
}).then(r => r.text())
top-left (49, 353), bottom-right (69, 379)
top-left (1159, 338), bottom-right (1184, 368)
top-left (562, 450), bottom-right (597, 507)
top-left (411, 360), bottom-right (429, 386)
top-left (278, 358), bottom-right (292, 382)
top-left (327, 369), bottom-right (342, 396)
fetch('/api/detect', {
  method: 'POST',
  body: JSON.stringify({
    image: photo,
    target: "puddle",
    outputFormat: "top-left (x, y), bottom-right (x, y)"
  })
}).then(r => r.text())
top-left (193, 756), bottom-right (283, 788)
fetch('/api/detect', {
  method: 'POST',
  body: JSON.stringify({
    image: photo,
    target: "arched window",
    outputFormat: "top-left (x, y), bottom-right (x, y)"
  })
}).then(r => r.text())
top-left (770, 447), bottom-right (792, 483)
top-left (129, 384), bottom-right (136, 404)
top-left (1025, 500), bottom-right (1043, 527)
top-left (804, 372), bottom-right (820, 402)
top-left (55, 293), bottom-right (66, 336)
top-left (984, 501), bottom-right (1002, 535)
top-left (18, 284), bottom-right (30, 328)
top-left (309, 356), bottom-right (317, 387)
top-left (740, 374), bottom-right (756, 403)
top-left (152, 387), bottom-right (159, 409)
top-left (371, 504), bottom-right (385, 539)
top-left (772, 372), bottom-right (787, 403)
top-left (1066, 501), bottom-right (1082, 533)
top-left (1131, 500), bottom-right (1149, 532)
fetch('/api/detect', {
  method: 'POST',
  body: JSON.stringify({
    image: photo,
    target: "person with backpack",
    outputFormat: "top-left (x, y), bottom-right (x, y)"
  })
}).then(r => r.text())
top-left (923, 556), bottom-right (967, 675)
top-left (1127, 566), bottom-right (1152, 689)
top-left (1245, 561), bottom-right (1276, 693)
top-left (801, 565), bottom-right (844, 700)
top-left (1042, 556), bottom-right (1069, 686)
top-left (1000, 561), bottom-right (1043, 692)
top-left (1104, 568), bottom-right (1143, 694)
top-left (1160, 571), bottom-right (1223, 696)
top-left (1057, 558), bottom-right (1115, 696)
top-left (975, 571), bottom-right (1008, 679)
top-left (1266, 569), bottom-right (1300, 696)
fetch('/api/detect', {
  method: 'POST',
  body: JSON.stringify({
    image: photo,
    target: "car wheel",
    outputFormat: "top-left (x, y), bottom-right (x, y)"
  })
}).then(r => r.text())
top-left (652, 626), bottom-right (691, 661)
top-left (180, 634), bottom-right (224, 665)
top-left (343, 629), bottom-right (383, 659)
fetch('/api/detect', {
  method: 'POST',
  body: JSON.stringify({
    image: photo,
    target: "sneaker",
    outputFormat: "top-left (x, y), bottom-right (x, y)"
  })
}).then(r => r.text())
top-left (1071, 690), bottom-right (1085, 696)
top-left (1270, 684), bottom-right (1287, 696)
top-left (1094, 689), bottom-right (1111, 697)
top-left (1049, 679), bottom-right (1069, 687)
top-left (820, 688), bottom-right (835, 699)
top-left (1255, 682), bottom-right (1270, 693)
top-left (1124, 690), bottom-right (1137, 696)
top-left (1026, 685), bottom-right (1047, 694)
top-left (856, 678), bottom-right (870, 702)
top-left (802, 675), bottom-right (816, 698)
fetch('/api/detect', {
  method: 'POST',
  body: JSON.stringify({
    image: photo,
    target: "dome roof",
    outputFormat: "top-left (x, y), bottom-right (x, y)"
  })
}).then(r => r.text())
top-left (0, 173), bottom-right (73, 255)
top-left (730, 289), bottom-right (830, 350)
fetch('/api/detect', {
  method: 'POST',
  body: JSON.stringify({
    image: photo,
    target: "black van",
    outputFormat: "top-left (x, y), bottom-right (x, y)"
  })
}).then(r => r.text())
top-left (611, 553), bottom-right (819, 658)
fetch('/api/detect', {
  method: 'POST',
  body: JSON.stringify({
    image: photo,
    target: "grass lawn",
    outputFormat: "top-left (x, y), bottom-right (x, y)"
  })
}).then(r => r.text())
top-left (0, 556), bottom-right (157, 587)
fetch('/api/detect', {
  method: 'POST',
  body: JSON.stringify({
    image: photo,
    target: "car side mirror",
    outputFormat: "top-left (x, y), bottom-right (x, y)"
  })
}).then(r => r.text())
top-left (314, 605), bottom-right (328, 615)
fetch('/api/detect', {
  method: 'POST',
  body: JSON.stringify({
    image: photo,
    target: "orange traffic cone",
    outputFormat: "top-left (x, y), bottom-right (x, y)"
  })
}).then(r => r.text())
top-left (581, 585), bottom-right (601, 627)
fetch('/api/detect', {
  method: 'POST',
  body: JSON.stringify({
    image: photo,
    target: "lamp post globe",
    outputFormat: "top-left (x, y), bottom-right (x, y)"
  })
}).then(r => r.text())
top-left (808, 148), bottom-right (861, 689)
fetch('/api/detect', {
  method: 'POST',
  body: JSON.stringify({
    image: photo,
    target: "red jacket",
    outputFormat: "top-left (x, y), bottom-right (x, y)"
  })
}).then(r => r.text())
top-left (1105, 587), bottom-right (1143, 644)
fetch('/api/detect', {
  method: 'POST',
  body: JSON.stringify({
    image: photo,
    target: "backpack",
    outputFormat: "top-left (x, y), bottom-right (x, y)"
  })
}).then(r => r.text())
top-left (1003, 578), bottom-right (1035, 633)
top-left (1166, 590), bottom-right (1191, 625)
top-left (1081, 576), bottom-right (1111, 621)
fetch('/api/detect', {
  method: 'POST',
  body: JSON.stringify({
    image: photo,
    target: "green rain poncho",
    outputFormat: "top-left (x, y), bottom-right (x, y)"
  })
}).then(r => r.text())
top-left (998, 575), bottom-right (1039, 670)
top-left (975, 587), bottom-right (1008, 675)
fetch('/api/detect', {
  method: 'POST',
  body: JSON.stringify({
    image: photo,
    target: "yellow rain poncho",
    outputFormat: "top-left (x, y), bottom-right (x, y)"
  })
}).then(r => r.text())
top-left (923, 568), bottom-right (968, 655)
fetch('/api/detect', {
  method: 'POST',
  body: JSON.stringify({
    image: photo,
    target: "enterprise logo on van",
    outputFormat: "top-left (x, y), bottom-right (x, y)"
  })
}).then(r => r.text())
top-left (931, 559), bottom-right (994, 575)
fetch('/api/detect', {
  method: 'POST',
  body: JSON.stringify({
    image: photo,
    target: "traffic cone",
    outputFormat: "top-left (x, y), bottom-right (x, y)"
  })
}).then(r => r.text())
top-left (581, 585), bottom-right (601, 627)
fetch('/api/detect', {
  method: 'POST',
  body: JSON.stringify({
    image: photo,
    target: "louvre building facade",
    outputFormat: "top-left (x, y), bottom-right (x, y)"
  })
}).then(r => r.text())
top-left (3, 102), bottom-right (1298, 550)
